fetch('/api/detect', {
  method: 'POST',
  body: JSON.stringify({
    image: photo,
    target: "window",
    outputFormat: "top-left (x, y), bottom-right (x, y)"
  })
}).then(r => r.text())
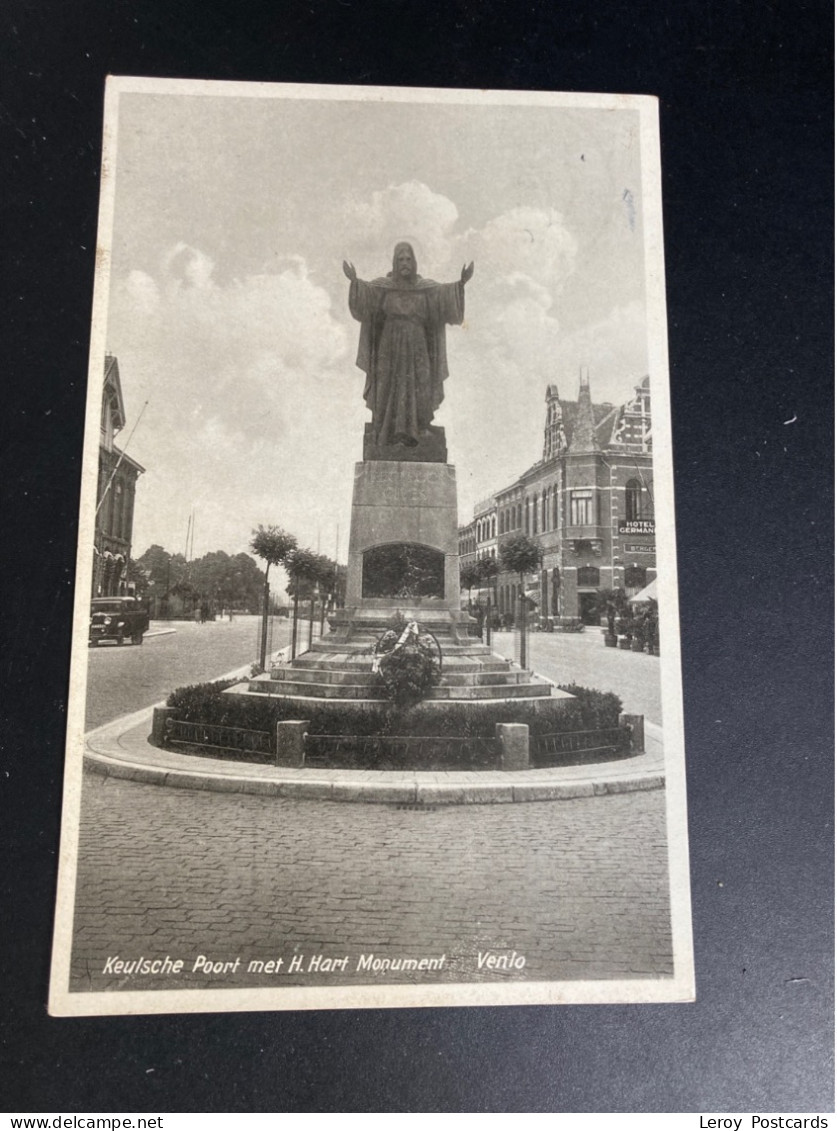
top-left (624, 565), bottom-right (647, 589)
top-left (552, 484), bottom-right (559, 529)
top-left (625, 479), bottom-right (644, 522)
top-left (577, 565), bottom-right (600, 587)
top-left (570, 490), bottom-right (593, 526)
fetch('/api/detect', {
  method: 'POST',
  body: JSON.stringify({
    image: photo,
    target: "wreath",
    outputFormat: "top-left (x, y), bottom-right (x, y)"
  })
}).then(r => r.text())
top-left (373, 620), bottom-right (442, 708)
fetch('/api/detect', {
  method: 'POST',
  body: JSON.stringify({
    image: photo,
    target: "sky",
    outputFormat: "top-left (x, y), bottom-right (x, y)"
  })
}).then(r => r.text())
top-left (101, 86), bottom-right (651, 565)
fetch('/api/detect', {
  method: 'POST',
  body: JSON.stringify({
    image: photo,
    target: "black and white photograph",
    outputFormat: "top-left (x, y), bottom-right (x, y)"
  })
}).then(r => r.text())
top-left (48, 79), bottom-right (693, 1016)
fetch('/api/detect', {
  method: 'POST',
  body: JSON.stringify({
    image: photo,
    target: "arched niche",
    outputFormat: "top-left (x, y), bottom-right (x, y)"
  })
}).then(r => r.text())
top-left (362, 542), bottom-right (446, 599)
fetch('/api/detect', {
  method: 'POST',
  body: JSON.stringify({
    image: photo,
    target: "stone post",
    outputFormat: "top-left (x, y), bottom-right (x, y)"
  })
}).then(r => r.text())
top-left (151, 706), bottom-right (177, 747)
top-left (496, 722), bottom-right (529, 771)
top-left (620, 713), bottom-right (645, 753)
top-left (275, 720), bottom-right (309, 767)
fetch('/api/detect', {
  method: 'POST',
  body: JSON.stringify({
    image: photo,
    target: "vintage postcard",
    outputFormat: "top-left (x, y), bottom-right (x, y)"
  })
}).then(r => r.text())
top-left (49, 79), bottom-right (694, 1015)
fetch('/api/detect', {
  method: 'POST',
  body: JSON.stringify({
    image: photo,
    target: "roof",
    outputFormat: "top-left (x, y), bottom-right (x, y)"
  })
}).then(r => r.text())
top-left (105, 444), bottom-right (146, 476)
top-left (103, 354), bottom-right (126, 433)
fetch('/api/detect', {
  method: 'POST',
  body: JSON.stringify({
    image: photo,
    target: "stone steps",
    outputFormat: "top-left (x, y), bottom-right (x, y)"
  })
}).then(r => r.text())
top-left (244, 678), bottom-right (553, 702)
top-left (429, 681), bottom-right (553, 701)
top-left (265, 666), bottom-right (533, 688)
top-left (289, 654), bottom-right (511, 674)
top-left (307, 638), bottom-right (494, 657)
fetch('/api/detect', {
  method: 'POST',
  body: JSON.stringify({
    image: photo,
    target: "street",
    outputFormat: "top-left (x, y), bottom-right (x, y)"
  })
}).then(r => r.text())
top-left (84, 617), bottom-right (662, 731)
top-left (492, 628), bottom-right (662, 725)
top-left (84, 614), bottom-right (290, 730)
top-left (70, 773), bottom-right (672, 992)
top-left (70, 614), bottom-right (673, 995)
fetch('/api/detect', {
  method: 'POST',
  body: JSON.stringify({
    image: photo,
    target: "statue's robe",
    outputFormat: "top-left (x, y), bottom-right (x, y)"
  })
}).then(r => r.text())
top-left (349, 275), bottom-right (464, 446)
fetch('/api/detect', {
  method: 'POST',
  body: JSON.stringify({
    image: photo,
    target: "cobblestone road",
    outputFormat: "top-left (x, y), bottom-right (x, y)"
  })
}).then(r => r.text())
top-left (69, 772), bottom-right (673, 994)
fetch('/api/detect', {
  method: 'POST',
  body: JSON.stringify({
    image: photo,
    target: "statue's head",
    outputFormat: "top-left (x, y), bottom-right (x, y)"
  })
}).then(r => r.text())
top-left (392, 242), bottom-right (417, 283)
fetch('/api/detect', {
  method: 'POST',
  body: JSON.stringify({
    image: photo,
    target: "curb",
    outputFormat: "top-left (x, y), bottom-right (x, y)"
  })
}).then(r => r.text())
top-left (83, 709), bottom-right (666, 806)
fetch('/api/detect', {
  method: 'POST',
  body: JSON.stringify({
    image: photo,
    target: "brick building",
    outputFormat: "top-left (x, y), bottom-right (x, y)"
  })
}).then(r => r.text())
top-left (93, 354), bottom-right (145, 596)
top-left (460, 375), bottom-right (655, 624)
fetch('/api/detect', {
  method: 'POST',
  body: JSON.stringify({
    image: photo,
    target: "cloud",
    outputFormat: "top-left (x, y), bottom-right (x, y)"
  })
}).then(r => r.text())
top-left (123, 269), bottom-right (160, 315)
top-left (162, 242), bottom-right (216, 290)
top-left (341, 181), bottom-right (459, 274)
top-left (113, 194), bottom-right (647, 554)
top-left (110, 246), bottom-right (357, 556)
top-left (457, 206), bottom-right (577, 293)
top-left (553, 300), bottom-right (648, 404)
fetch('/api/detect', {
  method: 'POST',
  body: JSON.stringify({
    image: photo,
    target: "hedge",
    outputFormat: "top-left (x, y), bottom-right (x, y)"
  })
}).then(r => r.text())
top-left (166, 679), bottom-right (622, 739)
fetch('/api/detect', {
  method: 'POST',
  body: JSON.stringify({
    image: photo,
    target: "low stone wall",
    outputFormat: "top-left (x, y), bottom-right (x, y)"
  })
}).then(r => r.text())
top-left (152, 705), bottom-right (644, 773)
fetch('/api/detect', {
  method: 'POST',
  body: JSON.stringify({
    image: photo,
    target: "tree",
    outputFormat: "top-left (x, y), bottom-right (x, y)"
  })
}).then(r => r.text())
top-left (134, 545), bottom-right (188, 617)
top-left (476, 555), bottom-right (499, 587)
top-left (285, 547), bottom-right (321, 659)
top-left (250, 525), bottom-right (298, 669)
top-left (499, 534), bottom-right (543, 668)
top-left (475, 557), bottom-right (499, 644)
top-left (499, 533), bottom-right (543, 579)
top-left (133, 544), bottom-right (268, 619)
top-left (459, 562), bottom-right (481, 605)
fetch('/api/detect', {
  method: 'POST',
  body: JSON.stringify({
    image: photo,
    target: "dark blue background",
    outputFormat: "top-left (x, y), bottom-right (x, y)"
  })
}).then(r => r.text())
top-left (3, 0), bottom-right (832, 1112)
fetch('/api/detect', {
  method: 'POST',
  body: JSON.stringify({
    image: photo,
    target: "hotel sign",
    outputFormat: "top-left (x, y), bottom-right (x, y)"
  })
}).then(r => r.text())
top-left (624, 543), bottom-right (654, 554)
top-left (618, 520), bottom-right (655, 536)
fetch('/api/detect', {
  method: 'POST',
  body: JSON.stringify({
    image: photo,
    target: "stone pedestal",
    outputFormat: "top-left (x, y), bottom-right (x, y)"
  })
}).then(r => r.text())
top-left (224, 421), bottom-right (578, 736)
top-left (275, 720), bottom-right (309, 767)
top-left (151, 706), bottom-right (177, 747)
top-left (363, 423), bottom-right (447, 463)
top-left (496, 723), bottom-right (530, 771)
top-left (345, 458), bottom-right (461, 612)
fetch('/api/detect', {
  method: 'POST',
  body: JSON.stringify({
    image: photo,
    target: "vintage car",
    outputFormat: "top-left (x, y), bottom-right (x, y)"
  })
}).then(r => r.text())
top-left (88, 597), bottom-right (150, 646)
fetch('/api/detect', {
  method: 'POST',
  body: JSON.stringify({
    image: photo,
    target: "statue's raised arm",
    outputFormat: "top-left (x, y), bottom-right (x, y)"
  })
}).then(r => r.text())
top-left (346, 243), bottom-right (473, 448)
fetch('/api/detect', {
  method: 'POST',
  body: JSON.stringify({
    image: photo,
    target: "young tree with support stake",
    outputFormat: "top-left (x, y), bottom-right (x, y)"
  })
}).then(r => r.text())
top-left (459, 561), bottom-right (481, 609)
top-left (476, 556), bottom-right (499, 646)
top-left (499, 534), bottom-right (543, 670)
top-left (305, 554), bottom-right (336, 649)
top-left (250, 525), bottom-right (298, 671)
top-left (285, 548), bottom-right (321, 660)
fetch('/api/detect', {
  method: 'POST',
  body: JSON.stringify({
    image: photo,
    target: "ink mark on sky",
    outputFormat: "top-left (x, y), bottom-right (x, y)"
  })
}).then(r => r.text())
top-left (622, 188), bottom-right (636, 231)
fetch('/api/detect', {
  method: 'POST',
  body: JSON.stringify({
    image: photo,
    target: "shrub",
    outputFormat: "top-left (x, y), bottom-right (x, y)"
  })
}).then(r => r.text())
top-left (165, 678), bottom-right (622, 740)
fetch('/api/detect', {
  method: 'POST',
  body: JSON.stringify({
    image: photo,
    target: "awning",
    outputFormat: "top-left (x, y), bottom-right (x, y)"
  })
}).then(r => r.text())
top-left (629, 578), bottom-right (657, 603)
